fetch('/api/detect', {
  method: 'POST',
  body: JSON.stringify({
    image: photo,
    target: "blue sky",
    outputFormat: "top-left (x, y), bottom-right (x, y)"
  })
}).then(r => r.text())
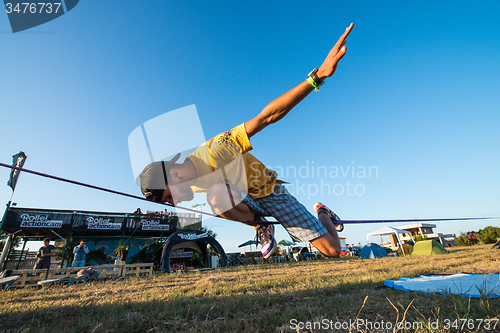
top-left (1, 1), bottom-right (499, 253)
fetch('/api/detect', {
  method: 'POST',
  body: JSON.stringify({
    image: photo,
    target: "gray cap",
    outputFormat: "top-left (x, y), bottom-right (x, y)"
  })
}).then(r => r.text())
top-left (140, 153), bottom-right (181, 200)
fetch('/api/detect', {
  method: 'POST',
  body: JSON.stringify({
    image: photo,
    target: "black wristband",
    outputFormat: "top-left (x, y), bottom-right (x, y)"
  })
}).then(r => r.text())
top-left (308, 68), bottom-right (324, 86)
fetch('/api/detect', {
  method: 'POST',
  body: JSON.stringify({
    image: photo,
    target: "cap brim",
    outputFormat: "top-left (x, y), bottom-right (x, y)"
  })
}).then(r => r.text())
top-left (170, 152), bottom-right (181, 163)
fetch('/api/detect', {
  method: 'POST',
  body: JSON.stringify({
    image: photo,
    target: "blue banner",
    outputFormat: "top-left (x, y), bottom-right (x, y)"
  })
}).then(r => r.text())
top-left (7, 151), bottom-right (27, 191)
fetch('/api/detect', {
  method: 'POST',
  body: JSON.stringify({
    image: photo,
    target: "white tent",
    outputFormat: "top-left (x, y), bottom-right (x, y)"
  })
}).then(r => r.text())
top-left (367, 226), bottom-right (414, 255)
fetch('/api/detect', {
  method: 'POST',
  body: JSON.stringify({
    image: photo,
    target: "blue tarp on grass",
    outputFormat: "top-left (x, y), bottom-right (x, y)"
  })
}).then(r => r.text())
top-left (384, 273), bottom-right (500, 298)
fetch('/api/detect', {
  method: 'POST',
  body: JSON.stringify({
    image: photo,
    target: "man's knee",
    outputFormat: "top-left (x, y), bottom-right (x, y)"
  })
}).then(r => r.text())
top-left (207, 183), bottom-right (244, 214)
top-left (206, 183), bottom-right (229, 207)
top-left (320, 248), bottom-right (341, 258)
top-left (311, 233), bottom-right (341, 258)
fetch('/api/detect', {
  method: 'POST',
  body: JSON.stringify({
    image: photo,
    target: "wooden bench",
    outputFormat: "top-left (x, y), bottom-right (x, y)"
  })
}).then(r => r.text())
top-left (1, 275), bottom-right (21, 290)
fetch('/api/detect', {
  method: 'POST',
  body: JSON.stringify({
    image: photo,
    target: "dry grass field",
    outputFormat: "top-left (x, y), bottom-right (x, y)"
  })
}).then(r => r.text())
top-left (1, 244), bottom-right (499, 333)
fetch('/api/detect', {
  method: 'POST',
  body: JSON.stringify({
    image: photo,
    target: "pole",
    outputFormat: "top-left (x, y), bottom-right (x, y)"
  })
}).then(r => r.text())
top-left (62, 231), bottom-right (72, 268)
top-left (397, 233), bottom-right (406, 256)
top-left (15, 238), bottom-right (27, 269)
top-left (0, 201), bottom-right (12, 230)
top-left (0, 235), bottom-right (13, 270)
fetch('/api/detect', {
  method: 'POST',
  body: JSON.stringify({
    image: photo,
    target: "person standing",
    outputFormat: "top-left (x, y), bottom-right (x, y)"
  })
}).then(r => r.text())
top-left (34, 238), bottom-right (55, 269)
top-left (72, 240), bottom-right (89, 267)
top-left (121, 245), bottom-right (130, 265)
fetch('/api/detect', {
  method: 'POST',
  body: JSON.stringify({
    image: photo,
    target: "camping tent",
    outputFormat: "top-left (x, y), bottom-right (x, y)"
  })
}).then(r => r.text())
top-left (491, 240), bottom-right (500, 249)
top-left (411, 240), bottom-right (448, 256)
top-left (358, 243), bottom-right (388, 259)
top-left (367, 226), bottom-right (413, 255)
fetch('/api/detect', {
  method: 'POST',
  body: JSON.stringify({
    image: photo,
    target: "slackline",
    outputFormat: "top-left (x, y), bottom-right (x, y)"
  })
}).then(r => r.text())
top-left (0, 163), bottom-right (497, 225)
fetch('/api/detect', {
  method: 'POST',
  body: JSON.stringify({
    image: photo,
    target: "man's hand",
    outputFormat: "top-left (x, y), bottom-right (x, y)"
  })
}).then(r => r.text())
top-left (244, 23), bottom-right (354, 138)
top-left (317, 23), bottom-right (354, 81)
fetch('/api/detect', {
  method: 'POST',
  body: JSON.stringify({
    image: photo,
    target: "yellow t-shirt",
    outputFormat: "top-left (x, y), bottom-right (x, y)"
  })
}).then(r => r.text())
top-left (189, 123), bottom-right (277, 199)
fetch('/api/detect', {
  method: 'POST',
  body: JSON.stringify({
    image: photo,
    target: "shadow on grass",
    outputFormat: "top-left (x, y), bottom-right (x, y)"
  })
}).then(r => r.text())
top-left (2, 275), bottom-right (499, 333)
top-left (2, 247), bottom-right (498, 333)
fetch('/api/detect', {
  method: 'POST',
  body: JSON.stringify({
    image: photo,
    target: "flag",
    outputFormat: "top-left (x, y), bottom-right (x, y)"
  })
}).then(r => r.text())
top-left (7, 151), bottom-right (27, 192)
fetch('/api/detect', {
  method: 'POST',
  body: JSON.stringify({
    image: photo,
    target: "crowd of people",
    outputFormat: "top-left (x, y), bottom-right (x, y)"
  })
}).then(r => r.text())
top-left (171, 263), bottom-right (186, 272)
top-left (132, 208), bottom-right (173, 217)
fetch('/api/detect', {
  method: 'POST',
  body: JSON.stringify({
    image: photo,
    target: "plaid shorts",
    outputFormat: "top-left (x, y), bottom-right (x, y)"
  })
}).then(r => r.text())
top-left (243, 184), bottom-right (327, 242)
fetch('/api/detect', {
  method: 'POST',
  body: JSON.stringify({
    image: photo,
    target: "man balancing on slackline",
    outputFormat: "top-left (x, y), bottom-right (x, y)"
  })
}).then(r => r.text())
top-left (140, 23), bottom-right (354, 259)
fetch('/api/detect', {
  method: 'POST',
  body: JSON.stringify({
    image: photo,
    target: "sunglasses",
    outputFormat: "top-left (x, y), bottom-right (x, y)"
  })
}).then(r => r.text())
top-left (147, 188), bottom-right (165, 202)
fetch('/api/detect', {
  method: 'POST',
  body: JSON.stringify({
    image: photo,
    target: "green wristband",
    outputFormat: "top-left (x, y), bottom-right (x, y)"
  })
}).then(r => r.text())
top-left (307, 77), bottom-right (320, 91)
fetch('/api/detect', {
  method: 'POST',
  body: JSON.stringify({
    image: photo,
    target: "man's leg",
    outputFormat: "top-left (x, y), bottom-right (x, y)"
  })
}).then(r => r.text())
top-left (207, 183), bottom-right (277, 259)
top-left (73, 259), bottom-right (84, 267)
top-left (310, 212), bottom-right (342, 258)
top-left (250, 184), bottom-right (340, 258)
top-left (206, 183), bottom-right (254, 221)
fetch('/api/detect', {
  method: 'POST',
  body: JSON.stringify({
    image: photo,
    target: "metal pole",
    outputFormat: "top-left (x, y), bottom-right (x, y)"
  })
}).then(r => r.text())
top-left (50, 229), bottom-right (66, 242)
top-left (62, 230), bottom-right (72, 268)
top-left (0, 235), bottom-right (13, 270)
top-left (0, 201), bottom-right (11, 230)
top-left (15, 238), bottom-right (27, 269)
top-left (397, 234), bottom-right (406, 256)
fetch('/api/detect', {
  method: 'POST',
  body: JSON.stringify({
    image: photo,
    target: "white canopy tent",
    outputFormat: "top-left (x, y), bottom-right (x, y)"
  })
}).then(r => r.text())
top-left (367, 226), bottom-right (414, 255)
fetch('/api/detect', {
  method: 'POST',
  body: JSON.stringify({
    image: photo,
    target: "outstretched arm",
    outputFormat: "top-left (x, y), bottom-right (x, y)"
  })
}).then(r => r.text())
top-left (244, 23), bottom-right (354, 138)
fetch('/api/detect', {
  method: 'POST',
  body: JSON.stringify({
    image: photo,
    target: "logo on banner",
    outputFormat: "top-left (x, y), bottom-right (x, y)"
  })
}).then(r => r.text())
top-left (87, 217), bottom-right (121, 230)
top-left (141, 219), bottom-right (170, 231)
top-left (170, 249), bottom-right (193, 258)
top-left (19, 214), bottom-right (63, 228)
top-left (4, 0), bottom-right (80, 33)
top-left (178, 232), bottom-right (208, 241)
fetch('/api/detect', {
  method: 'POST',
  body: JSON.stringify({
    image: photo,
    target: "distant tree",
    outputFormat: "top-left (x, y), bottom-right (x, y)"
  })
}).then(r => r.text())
top-left (455, 233), bottom-right (470, 247)
top-left (476, 226), bottom-right (500, 244)
top-left (200, 227), bottom-right (218, 255)
top-left (414, 234), bottom-right (428, 242)
top-left (467, 231), bottom-right (480, 245)
top-left (200, 226), bottom-right (217, 239)
top-left (113, 240), bottom-right (127, 259)
top-left (0, 235), bottom-right (22, 252)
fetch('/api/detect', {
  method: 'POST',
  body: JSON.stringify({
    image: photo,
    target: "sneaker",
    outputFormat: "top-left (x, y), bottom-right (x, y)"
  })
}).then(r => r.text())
top-left (255, 224), bottom-right (277, 259)
top-left (313, 202), bottom-right (344, 232)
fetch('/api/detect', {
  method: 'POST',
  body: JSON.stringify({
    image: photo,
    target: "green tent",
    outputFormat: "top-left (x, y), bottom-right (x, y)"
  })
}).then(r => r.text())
top-left (411, 240), bottom-right (448, 256)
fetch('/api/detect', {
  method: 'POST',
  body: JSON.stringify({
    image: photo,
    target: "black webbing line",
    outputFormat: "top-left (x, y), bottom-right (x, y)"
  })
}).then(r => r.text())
top-left (1, 163), bottom-right (497, 225)
top-left (0, 162), bottom-right (212, 217)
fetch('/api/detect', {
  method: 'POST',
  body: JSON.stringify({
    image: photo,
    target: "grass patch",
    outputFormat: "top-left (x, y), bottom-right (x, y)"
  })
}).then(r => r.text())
top-left (1, 245), bottom-right (498, 332)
